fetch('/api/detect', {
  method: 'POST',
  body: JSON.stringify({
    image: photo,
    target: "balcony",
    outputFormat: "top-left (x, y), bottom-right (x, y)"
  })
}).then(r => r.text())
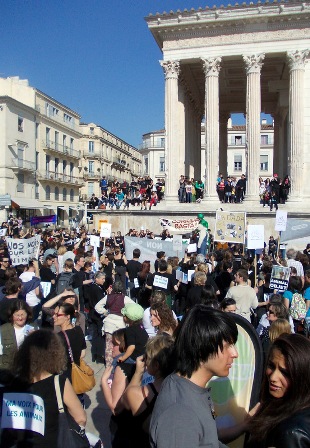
top-left (37, 170), bottom-right (84, 186)
top-left (11, 158), bottom-right (36, 172)
top-left (42, 140), bottom-right (80, 159)
top-left (83, 172), bottom-right (102, 180)
top-left (83, 150), bottom-right (102, 159)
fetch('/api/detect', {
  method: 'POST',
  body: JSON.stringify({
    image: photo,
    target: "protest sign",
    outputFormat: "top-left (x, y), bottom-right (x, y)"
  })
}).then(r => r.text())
top-left (0, 228), bottom-right (7, 237)
top-left (1, 393), bottom-right (45, 436)
top-left (6, 235), bottom-right (41, 266)
top-left (173, 234), bottom-right (182, 252)
top-left (124, 237), bottom-right (187, 266)
top-left (247, 225), bottom-right (264, 249)
top-left (275, 210), bottom-right (288, 232)
top-left (100, 223), bottom-right (111, 238)
top-left (214, 211), bottom-right (246, 244)
top-left (30, 215), bottom-right (57, 226)
top-left (269, 265), bottom-right (290, 292)
top-left (40, 282), bottom-right (51, 299)
top-left (159, 217), bottom-right (200, 233)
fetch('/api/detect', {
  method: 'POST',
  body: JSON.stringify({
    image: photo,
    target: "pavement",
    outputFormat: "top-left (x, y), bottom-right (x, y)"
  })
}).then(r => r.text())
top-left (84, 342), bottom-right (112, 448)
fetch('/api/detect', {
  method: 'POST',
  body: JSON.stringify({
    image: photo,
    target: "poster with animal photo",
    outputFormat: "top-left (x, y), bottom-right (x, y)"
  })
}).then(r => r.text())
top-left (214, 211), bottom-right (246, 244)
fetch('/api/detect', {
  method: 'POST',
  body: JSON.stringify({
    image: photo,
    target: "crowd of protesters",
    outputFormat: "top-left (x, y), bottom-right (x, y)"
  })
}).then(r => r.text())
top-left (0, 215), bottom-right (310, 447)
top-left (88, 176), bottom-right (165, 211)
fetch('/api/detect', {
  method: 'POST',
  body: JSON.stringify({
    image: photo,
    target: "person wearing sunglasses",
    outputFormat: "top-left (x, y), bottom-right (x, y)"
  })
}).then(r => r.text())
top-left (256, 294), bottom-right (295, 339)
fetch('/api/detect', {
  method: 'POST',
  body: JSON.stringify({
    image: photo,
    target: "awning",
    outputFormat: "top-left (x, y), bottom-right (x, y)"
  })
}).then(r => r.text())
top-left (57, 206), bottom-right (66, 210)
top-left (11, 197), bottom-right (47, 210)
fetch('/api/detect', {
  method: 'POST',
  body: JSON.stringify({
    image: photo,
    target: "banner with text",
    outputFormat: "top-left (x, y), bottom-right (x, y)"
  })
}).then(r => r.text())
top-left (124, 236), bottom-right (187, 267)
top-left (159, 217), bottom-right (200, 233)
top-left (30, 215), bottom-right (57, 226)
top-left (214, 211), bottom-right (246, 244)
top-left (6, 235), bottom-right (41, 266)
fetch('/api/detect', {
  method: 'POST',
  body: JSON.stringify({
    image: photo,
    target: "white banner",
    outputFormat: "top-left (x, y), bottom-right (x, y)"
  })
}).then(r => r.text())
top-left (173, 235), bottom-right (183, 252)
top-left (214, 211), bottom-right (246, 244)
top-left (159, 217), bottom-right (200, 233)
top-left (100, 223), bottom-right (111, 238)
top-left (124, 237), bottom-right (187, 267)
top-left (275, 210), bottom-right (288, 232)
top-left (247, 225), bottom-right (265, 249)
top-left (6, 235), bottom-right (41, 266)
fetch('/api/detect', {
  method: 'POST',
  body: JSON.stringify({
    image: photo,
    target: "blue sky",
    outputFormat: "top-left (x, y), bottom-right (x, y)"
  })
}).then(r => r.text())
top-left (1, 1), bottom-right (267, 148)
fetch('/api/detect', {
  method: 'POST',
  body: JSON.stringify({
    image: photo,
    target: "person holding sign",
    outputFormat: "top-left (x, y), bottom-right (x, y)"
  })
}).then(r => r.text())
top-left (0, 329), bottom-right (86, 447)
top-left (146, 260), bottom-right (179, 308)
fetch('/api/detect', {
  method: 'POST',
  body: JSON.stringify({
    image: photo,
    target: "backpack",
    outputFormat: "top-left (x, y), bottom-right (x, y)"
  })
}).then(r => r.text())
top-left (289, 292), bottom-right (307, 320)
top-left (55, 272), bottom-right (75, 295)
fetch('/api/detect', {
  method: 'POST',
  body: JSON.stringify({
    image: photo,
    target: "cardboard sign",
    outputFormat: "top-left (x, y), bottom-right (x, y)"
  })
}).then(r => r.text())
top-left (153, 275), bottom-right (168, 289)
top-left (275, 210), bottom-right (288, 232)
top-left (0, 228), bottom-right (7, 237)
top-left (270, 266), bottom-right (290, 292)
top-left (1, 393), bottom-right (45, 435)
top-left (6, 235), bottom-right (41, 266)
top-left (247, 225), bottom-right (264, 249)
top-left (214, 211), bottom-right (246, 244)
top-left (100, 223), bottom-right (111, 238)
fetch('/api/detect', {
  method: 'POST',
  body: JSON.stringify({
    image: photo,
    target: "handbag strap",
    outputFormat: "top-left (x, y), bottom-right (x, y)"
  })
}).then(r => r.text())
top-left (54, 375), bottom-right (65, 414)
top-left (62, 330), bottom-right (74, 364)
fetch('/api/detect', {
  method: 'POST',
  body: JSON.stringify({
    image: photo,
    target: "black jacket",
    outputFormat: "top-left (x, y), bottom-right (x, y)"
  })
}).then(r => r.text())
top-left (265, 408), bottom-right (310, 448)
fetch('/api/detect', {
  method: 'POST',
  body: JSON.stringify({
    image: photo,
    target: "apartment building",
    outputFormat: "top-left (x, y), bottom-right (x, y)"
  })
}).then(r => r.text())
top-left (79, 123), bottom-right (142, 199)
top-left (139, 130), bottom-right (166, 181)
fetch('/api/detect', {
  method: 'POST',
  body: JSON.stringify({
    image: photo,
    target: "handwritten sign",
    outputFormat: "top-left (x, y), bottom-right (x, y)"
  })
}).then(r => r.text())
top-left (100, 223), bottom-right (111, 238)
top-left (275, 210), bottom-right (288, 232)
top-left (247, 225), bottom-right (264, 249)
top-left (6, 235), bottom-right (41, 266)
top-left (1, 393), bottom-right (45, 435)
top-left (214, 211), bottom-right (246, 244)
top-left (153, 275), bottom-right (168, 289)
top-left (270, 266), bottom-right (290, 292)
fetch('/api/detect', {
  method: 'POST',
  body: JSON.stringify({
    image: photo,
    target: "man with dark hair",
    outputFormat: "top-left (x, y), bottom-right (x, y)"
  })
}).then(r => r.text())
top-left (126, 248), bottom-right (142, 300)
top-left (150, 305), bottom-right (238, 448)
top-left (225, 269), bottom-right (258, 321)
top-left (146, 259), bottom-right (178, 308)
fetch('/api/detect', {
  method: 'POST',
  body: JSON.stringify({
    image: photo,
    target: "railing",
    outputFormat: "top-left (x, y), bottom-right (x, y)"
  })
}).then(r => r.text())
top-left (11, 158), bottom-right (36, 171)
top-left (138, 142), bottom-right (165, 150)
top-left (42, 140), bottom-right (80, 158)
top-left (83, 150), bottom-right (102, 159)
top-left (36, 104), bottom-right (78, 131)
top-left (83, 172), bottom-right (102, 180)
top-left (112, 157), bottom-right (127, 166)
top-left (37, 171), bottom-right (84, 185)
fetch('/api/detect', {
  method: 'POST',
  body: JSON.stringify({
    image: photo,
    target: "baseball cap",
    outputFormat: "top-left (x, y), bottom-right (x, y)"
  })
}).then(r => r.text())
top-left (121, 303), bottom-right (144, 321)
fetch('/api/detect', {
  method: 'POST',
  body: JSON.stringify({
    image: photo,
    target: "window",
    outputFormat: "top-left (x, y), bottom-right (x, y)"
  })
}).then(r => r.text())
top-left (35, 151), bottom-right (39, 170)
top-left (46, 185), bottom-right (51, 200)
top-left (18, 116), bottom-right (24, 132)
top-left (234, 155), bottom-right (242, 171)
top-left (46, 155), bottom-right (50, 172)
top-left (55, 187), bottom-right (59, 201)
top-left (159, 156), bottom-right (165, 172)
top-left (18, 148), bottom-right (24, 168)
top-left (144, 157), bottom-right (148, 174)
top-left (63, 113), bottom-right (72, 124)
top-left (160, 138), bottom-right (165, 148)
top-left (88, 160), bottom-right (94, 174)
top-left (55, 158), bottom-right (59, 178)
top-left (70, 162), bottom-right (74, 180)
top-left (261, 135), bottom-right (268, 145)
top-left (35, 182), bottom-right (39, 200)
top-left (46, 127), bottom-right (50, 145)
top-left (70, 189), bottom-right (74, 202)
top-left (89, 141), bottom-right (94, 153)
top-left (70, 138), bottom-right (74, 150)
top-left (88, 182), bottom-right (94, 196)
top-left (63, 135), bottom-right (67, 150)
top-left (234, 136), bottom-right (242, 145)
top-left (90, 127), bottom-right (94, 135)
top-left (17, 173), bottom-right (24, 192)
top-left (63, 160), bottom-right (67, 173)
top-left (55, 131), bottom-right (59, 150)
top-left (260, 155), bottom-right (268, 171)
top-left (52, 106), bottom-right (59, 116)
top-left (63, 188), bottom-right (67, 201)
top-left (35, 123), bottom-right (39, 139)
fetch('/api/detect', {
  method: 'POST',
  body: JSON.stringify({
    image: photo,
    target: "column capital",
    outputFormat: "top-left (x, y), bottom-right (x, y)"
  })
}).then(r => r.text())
top-left (287, 50), bottom-right (310, 71)
top-left (243, 54), bottom-right (265, 74)
top-left (201, 57), bottom-right (222, 77)
top-left (160, 60), bottom-right (180, 79)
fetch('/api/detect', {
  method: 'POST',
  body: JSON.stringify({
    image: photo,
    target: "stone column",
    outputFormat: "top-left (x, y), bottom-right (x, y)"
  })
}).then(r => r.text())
top-left (160, 60), bottom-right (180, 201)
top-left (287, 50), bottom-right (309, 200)
top-left (243, 54), bottom-right (265, 200)
top-left (219, 112), bottom-right (230, 178)
top-left (202, 57), bottom-right (221, 199)
top-left (271, 113), bottom-right (281, 177)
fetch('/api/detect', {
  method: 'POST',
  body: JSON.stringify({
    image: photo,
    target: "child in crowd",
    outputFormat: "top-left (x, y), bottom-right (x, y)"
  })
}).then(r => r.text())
top-left (118, 303), bottom-right (148, 364)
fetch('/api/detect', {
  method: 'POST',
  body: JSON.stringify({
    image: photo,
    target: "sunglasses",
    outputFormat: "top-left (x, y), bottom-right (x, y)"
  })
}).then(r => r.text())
top-left (267, 310), bottom-right (275, 315)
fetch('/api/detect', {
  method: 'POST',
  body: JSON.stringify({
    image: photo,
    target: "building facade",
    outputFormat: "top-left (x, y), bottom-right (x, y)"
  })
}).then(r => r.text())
top-left (146, 2), bottom-right (310, 203)
top-left (139, 130), bottom-right (165, 181)
top-left (79, 123), bottom-right (142, 200)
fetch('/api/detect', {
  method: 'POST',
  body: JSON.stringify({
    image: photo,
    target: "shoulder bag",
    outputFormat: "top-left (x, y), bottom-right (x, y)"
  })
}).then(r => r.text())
top-left (62, 331), bottom-right (96, 395)
top-left (54, 374), bottom-right (90, 448)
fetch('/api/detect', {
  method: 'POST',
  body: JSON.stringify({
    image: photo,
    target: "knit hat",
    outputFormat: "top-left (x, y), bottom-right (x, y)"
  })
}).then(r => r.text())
top-left (121, 303), bottom-right (144, 321)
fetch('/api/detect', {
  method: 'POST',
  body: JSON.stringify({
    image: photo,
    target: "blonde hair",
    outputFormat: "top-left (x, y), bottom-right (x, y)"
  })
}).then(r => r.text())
top-left (194, 271), bottom-right (207, 286)
top-left (269, 318), bottom-right (291, 342)
top-left (58, 246), bottom-right (67, 255)
top-left (197, 263), bottom-right (209, 274)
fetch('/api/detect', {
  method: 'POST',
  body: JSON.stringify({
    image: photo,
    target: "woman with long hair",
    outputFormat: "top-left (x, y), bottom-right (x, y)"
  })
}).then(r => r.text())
top-left (150, 302), bottom-right (177, 336)
top-left (137, 260), bottom-right (151, 308)
top-left (0, 329), bottom-right (86, 447)
top-left (248, 334), bottom-right (310, 447)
